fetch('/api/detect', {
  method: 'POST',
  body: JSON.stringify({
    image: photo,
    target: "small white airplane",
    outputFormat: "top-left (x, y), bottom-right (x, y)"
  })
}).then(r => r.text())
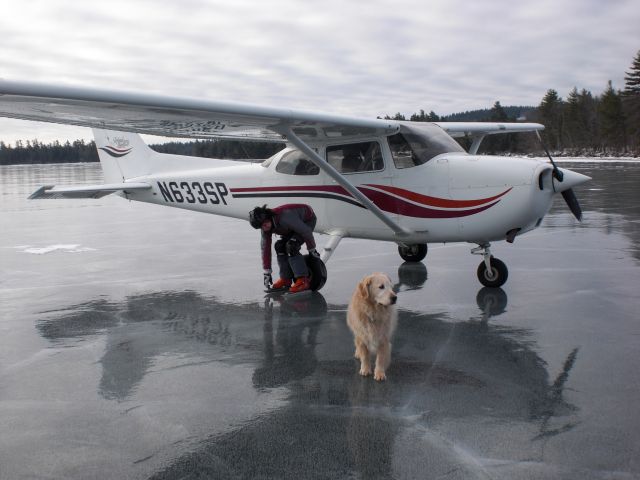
top-left (0, 80), bottom-right (590, 288)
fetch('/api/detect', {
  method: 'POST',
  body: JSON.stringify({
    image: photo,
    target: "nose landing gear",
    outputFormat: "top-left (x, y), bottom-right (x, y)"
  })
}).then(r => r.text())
top-left (472, 243), bottom-right (508, 288)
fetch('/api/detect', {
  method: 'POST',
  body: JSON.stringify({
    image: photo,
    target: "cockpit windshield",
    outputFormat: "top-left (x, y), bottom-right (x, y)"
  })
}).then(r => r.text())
top-left (388, 123), bottom-right (466, 168)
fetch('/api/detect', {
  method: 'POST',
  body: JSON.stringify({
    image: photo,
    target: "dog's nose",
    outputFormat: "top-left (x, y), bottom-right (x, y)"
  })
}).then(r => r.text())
top-left (390, 295), bottom-right (397, 305)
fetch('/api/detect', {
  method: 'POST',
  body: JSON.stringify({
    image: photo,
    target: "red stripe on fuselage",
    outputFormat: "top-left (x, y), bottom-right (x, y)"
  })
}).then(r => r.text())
top-left (230, 185), bottom-right (507, 218)
top-left (363, 184), bottom-right (512, 208)
top-left (358, 187), bottom-right (501, 218)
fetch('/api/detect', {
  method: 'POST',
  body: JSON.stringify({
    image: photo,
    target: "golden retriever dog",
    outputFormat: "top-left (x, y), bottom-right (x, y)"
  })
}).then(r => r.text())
top-left (347, 273), bottom-right (398, 381)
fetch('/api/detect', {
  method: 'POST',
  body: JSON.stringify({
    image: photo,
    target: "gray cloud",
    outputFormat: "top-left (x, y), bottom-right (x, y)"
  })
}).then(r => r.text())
top-left (0, 0), bottom-right (638, 144)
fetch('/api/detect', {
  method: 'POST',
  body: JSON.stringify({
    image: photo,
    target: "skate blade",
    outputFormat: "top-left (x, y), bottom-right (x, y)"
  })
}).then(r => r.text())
top-left (264, 286), bottom-right (289, 295)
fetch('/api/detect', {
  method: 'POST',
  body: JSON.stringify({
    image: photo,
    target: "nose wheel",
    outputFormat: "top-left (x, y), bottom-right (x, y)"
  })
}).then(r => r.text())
top-left (472, 243), bottom-right (508, 288)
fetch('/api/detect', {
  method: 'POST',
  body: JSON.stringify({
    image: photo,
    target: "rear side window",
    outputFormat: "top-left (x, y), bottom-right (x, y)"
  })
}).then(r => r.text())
top-left (326, 141), bottom-right (383, 174)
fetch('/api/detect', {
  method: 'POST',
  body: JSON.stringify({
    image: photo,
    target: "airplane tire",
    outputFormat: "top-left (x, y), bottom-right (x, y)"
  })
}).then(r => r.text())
top-left (477, 257), bottom-right (508, 288)
top-left (398, 243), bottom-right (428, 262)
top-left (305, 255), bottom-right (327, 291)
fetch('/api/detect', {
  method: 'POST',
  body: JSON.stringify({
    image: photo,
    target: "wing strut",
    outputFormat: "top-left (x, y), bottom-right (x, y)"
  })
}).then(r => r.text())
top-left (469, 135), bottom-right (485, 155)
top-left (320, 230), bottom-right (345, 263)
top-left (280, 127), bottom-right (411, 237)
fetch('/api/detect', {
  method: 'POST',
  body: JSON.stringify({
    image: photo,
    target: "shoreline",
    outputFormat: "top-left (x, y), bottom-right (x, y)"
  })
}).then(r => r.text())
top-left (2, 157), bottom-right (640, 167)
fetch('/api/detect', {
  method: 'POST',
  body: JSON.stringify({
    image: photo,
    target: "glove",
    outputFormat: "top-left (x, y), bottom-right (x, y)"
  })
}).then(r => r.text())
top-left (263, 269), bottom-right (273, 288)
top-left (309, 248), bottom-right (321, 258)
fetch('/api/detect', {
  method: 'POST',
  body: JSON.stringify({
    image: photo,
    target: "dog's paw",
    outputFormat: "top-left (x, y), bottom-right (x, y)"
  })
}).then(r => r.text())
top-left (359, 367), bottom-right (372, 377)
top-left (374, 370), bottom-right (386, 381)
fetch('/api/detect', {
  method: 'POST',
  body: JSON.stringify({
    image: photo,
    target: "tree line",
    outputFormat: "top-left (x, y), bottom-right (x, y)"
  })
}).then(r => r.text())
top-left (384, 50), bottom-right (640, 156)
top-left (0, 138), bottom-right (285, 165)
top-left (0, 139), bottom-right (100, 165)
top-left (1, 50), bottom-right (638, 164)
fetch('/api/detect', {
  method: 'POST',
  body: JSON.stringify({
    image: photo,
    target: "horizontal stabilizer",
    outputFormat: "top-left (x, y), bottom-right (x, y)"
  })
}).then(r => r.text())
top-left (29, 182), bottom-right (151, 199)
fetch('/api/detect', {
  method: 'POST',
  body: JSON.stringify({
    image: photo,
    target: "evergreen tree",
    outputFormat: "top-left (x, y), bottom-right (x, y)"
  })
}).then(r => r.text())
top-left (538, 89), bottom-right (564, 150)
top-left (623, 50), bottom-right (640, 95)
top-left (483, 101), bottom-right (512, 153)
top-left (410, 109), bottom-right (427, 121)
top-left (598, 80), bottom-right (626, 151)
top-left (489, 101), bottom-right (508, 121)
top-left (426, 111), bottom-right (440, 121)
top-left (409, 109), bottom-right (440, 122)
top-left (623, 50), bottom-right (640, 148)
top-left (564, 87), bottom-right (585, 149)
top-left (562, 87), bottom-right (598, 153)
top-left (577, 89), bottom-right (598, 150)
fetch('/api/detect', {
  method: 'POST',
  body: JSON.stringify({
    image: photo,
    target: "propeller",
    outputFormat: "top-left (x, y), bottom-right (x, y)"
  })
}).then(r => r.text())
top-left (535, 131), bottom-right (584, 221)
top-left (561, 188), bottom-right (582, 221)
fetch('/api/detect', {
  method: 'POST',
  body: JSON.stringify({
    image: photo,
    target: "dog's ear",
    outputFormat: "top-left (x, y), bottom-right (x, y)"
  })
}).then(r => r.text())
top-left (386, 274), bottom-right (394, 290)
top-left (358, 275), bottom-right (371, 300)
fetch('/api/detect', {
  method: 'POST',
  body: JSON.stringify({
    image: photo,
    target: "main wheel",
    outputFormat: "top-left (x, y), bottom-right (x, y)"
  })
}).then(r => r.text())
top-left (398, 243), bottom-right (428, 262)
top-left (477, 257), bottom-right (508, 288)
top-left (305, 255), bottom-right (327, 291)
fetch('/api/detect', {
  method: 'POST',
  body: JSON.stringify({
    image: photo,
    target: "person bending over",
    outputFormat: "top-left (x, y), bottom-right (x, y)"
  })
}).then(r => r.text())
top-left (249, 204), bottom-right (319, 293)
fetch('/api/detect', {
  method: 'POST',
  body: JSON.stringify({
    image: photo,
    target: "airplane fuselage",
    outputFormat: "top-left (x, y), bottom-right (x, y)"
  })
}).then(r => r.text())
top-left (122, 146), bottom-right (557, 246)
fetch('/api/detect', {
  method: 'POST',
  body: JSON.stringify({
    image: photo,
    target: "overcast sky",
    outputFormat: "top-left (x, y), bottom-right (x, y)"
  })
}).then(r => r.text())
top-left (1, 0), bottom-right (639, 145)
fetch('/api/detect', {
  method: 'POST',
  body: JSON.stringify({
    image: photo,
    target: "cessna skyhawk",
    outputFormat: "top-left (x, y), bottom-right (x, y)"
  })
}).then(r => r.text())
top-left (0, 80), bottom-right (590, 288)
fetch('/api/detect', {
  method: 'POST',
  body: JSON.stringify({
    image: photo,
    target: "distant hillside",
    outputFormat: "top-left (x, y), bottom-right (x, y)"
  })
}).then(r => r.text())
top-left (440, 106), bottom-right (536, 122)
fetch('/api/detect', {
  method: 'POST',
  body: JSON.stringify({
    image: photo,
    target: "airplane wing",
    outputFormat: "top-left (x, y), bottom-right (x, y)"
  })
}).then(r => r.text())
top-left (0, 80), bottom-right (399, 143)
top-left (0, 80), bottom-right (541, 238)
top-left (433, 121), bottom-right (544, 154)
top-left (28, 182), bottom-right (151, 199)
top-left (0, 80), bottom-right (542, 143)
top-left (433, 122), bottom-right (544, 138)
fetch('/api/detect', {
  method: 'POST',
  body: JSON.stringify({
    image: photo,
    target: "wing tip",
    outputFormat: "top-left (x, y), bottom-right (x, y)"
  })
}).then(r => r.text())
top-left (28, 185), bottom-right (54, 199)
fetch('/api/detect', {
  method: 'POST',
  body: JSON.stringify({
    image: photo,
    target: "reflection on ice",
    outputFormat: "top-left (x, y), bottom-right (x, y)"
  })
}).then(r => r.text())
top-left (395, 261), bottom-right (428, 291)
top-left (533, 347), bottom-right (580, 441)
top-left (17, 244), bottom-right (96, 254)
top-left (35, 287), bottom-right (581, 478)
top-left (253, 293), bottom-right (326, 390)
top-left (473, 287), bottom-right (508, 325)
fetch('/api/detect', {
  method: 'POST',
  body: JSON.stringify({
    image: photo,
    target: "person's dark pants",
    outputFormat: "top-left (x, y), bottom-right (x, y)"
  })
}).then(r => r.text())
top-left (274, 218), bottom-right (316, 280)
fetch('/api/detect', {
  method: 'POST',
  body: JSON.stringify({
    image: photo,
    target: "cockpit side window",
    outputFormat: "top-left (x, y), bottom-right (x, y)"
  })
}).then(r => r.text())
top-left (388, 124), bottom-right (466, 168)
top-left (275, 150), bottom-right (319, 175)
top-left (388, 133), bottom-right (419, 169)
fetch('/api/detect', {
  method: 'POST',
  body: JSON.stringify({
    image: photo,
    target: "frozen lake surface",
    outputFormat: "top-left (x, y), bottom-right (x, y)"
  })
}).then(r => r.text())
top-left (1, 160), bottom-right (639, 479)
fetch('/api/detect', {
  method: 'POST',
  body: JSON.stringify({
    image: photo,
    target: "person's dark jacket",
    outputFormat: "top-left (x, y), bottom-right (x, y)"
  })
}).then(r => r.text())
top-left (261, 204), bottom-right (316, 270)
